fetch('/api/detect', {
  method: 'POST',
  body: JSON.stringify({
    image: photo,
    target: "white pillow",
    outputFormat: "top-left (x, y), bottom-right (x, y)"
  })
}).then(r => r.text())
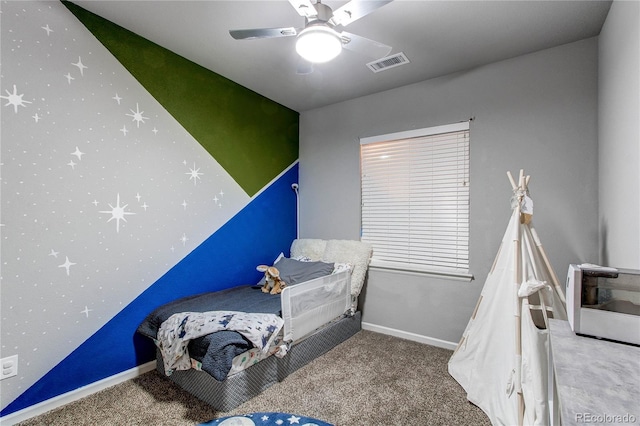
top-left (290, 239), bottom-right (326, 261)
top-left (322, 240), bottom-right (372, 297)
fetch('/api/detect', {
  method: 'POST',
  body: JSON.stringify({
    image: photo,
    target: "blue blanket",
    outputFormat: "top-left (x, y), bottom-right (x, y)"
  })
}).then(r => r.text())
top-left (137, 286), bottom-right (282, 381)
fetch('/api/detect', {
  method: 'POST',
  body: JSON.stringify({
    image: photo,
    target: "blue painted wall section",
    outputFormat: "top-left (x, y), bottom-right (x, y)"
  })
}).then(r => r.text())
top-left (1, 164), bottom-right (298, 416)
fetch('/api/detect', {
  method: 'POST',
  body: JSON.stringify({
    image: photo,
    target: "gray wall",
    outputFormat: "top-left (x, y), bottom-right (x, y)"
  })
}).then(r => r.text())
top-left (598, 0), bottom-right (640, 269)
top-left (299, 38), bottom-right (599, 344)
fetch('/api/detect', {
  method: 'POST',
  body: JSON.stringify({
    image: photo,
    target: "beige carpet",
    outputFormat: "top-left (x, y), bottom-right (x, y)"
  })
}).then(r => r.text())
top-left (17, 330), bottom-right (490, 426)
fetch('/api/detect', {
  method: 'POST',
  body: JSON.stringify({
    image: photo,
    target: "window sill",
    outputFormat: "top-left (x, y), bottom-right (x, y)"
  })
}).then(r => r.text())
top-left (369, 260), bottom-right (474, 282)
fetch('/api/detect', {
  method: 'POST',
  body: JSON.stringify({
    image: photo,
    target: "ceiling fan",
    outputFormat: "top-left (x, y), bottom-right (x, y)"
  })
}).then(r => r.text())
top-left (229, 0), bottom-right (393, 68)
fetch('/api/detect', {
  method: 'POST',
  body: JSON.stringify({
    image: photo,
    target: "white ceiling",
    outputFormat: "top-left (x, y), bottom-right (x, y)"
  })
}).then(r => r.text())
top-left (74, 0), bottom-right (612, 112)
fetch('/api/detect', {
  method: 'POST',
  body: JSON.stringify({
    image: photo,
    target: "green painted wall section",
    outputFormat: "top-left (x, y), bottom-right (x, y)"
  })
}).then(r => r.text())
top-left (63, 1), bottom-right (299, 197)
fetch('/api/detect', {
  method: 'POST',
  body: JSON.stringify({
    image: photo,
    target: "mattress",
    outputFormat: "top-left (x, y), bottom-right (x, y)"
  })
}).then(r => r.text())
top-left (141, 267), bottom-right (353, 382)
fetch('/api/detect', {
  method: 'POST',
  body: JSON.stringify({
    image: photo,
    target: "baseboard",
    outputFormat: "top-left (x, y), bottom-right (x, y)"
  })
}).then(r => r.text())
top-left (0, 361), bottom-right (156, 426)
top-left (361, 321), bottom-right (458, 350)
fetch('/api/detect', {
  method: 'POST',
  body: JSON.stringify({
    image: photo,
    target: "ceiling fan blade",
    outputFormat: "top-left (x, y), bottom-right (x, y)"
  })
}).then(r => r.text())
top-left (330, 1), bottom-right (393, 27)
top-left (229, 27), bottom-right (299, 40)
top-left (288, 0), bottom-right (317, 18)
top-left (340, 31), bottom-right (392, 59)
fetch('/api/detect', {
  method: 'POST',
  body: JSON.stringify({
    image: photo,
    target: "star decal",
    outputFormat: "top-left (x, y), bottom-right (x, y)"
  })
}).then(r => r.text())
top-left (67, 159), bottom-right (77, 169)
top-left (72, 57), bottom-right (88, 76)
top-left (120, 125), bottom-right (128, 136)
top-left (80, 306), bottom-right (92, 318)
top-left (32, 113), bottom-right (41, 122)
top-left (180, 233), bottom-right (188, 246)
top-left (125, 103), bottom-right (149, 128)
top-left (1, 84), bottom-right (32, 113)
top-left (42, 24), bottom-right (54, 36)
top-left (71, 146), bottom-right (84, 160)
top-left (186, 162), bottom-right (203, 185)
top-left (48, 249), bottom-right (59, 258)
top-left (64, 73), bottom-right (74, 84)
top-left (99, 193), bottom-right (136, 233)
top-left (58, 256), bottom-right (76, 276)
top-left (112, 93), bottom-right (122, 104)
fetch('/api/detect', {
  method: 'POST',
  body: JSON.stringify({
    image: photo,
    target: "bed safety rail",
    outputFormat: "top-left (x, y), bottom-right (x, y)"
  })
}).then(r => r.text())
top-left (280, 270), bottom-right (352, 342)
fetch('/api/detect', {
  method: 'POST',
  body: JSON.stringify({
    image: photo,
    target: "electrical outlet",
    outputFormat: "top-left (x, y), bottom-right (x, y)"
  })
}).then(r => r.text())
top-left (1, 355), bottom-right (18, 380)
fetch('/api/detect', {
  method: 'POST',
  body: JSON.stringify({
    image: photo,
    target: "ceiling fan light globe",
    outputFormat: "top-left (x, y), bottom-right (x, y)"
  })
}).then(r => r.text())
top-left (295, 26), bottom-right (342, 63)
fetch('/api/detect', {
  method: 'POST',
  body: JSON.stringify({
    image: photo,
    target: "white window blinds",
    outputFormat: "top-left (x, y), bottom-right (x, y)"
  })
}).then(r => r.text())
top-left (360, 122), bottom-right (470, 278)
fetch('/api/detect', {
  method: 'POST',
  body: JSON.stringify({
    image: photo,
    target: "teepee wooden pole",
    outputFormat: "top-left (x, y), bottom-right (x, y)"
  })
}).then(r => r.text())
top-left (530, 226), bottom-right (566, 305)
top-left (514, 234), bottom-right (524, 426)
top-left (509, 170), bottom-right (525, 426)
top-left (518, 169), bottom-right (525, 188)
top-left (507, 171), bottom-right (517, 190)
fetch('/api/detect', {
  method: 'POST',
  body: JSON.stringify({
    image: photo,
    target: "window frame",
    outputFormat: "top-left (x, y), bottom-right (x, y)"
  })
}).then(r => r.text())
top-left (360, 121), bottom-right (473, 281)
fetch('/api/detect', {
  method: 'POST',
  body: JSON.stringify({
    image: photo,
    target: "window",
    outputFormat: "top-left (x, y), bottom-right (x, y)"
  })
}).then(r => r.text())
top-left (360, 122), bottom-right (471, 280)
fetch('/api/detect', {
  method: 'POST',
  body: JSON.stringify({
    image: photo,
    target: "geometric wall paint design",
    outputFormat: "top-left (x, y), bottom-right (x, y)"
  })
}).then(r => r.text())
top-left (1, 164), bottom-right (299, 416)
top-left (0, 0), bottom-right (298, 416)
top-left (63, 1), bottom-right (300, 198)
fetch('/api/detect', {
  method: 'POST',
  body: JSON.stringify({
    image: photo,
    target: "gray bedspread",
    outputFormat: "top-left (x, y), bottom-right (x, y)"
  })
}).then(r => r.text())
top-left (136, 285), bottom-right (282, 381)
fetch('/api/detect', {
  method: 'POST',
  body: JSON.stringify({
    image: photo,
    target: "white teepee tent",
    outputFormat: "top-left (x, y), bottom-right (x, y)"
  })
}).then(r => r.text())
top-left (448, 170), bottom-right (567, 426)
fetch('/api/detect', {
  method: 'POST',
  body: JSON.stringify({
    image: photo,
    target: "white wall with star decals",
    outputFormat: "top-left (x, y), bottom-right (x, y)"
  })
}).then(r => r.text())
top-left (0, 0), bottom-right (290, 414)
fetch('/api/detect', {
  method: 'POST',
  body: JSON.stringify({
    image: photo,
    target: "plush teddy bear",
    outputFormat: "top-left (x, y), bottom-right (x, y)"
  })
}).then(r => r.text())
top-left (257, 264), bottom-right (287, 294)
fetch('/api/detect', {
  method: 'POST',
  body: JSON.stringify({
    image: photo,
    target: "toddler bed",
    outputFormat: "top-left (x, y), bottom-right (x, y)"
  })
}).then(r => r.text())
top-left (136, 238), bottom-right (372, 411)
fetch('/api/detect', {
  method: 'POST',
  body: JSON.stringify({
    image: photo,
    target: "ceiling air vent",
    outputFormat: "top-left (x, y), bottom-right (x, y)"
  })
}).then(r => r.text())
top-left (366, 52), bottom-right (410, 73)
